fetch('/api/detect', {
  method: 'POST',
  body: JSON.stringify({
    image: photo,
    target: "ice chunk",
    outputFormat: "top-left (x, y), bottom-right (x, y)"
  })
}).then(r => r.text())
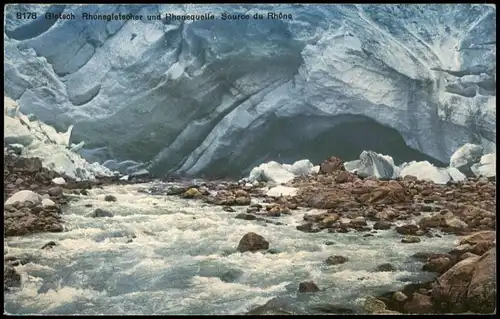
top-left (52, 177), bottom-right (66, 185)
top-left (283, 159), bottom-right (314, 176)
top-left (266, 185), bottom-right (298, 197)
top-left (352, 151), bottom-right (398, 179)
top-left (400, 161), bottom-right (450, 184)
top-left (248, 161), bottom-right (296, 184)
top-left (449, 143), bottom-right (484, 176)
top-left (446, 167), bottom-right (466, 182)
top-left (471, 153), bottom-right (496, 178)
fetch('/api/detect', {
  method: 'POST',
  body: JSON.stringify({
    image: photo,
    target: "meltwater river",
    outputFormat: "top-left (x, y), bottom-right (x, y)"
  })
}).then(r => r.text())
top-left (4, 182), bottom-right (457, 315)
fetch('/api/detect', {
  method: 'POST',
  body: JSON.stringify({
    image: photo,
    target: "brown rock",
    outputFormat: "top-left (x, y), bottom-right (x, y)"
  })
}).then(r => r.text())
top-left (237, 232), bottom-right (269, 253)
top-left (423, 255), bottom-right (453, 274)
top-left (459, 252), bottom-right (480, 261)
top-left (234, 189), bottom-right (249, 198)
top-left (4, 265), bottom-right (21, 287)
top-left (234, 196), bottom-right (251, 206)
top-left (319, 156), bottom-right (345, 175)
top-left (431, 255), bottom-right (481, 313)
top-left (393, 291), bottom-right (408, 302)
top-left (396, 224), bottom-right (419, 235)
top-left (373, 221), bottom-right (392, 230)
top-left (376, 263), bottom-right (396, 272)
top-left (459, 231), bottom-right (496, 246)
top-left (325, 255), bottom-right (348, 265)
top-left (401, 235), bottom-right (420, 243)
top-left (321, 214), bottom-right (340, 227)
top-left (223, 206), bottom-right (235, 212)
top-left (48, 187), bottom-right (63, 197)
top-left (404, 293), bottom-right (434, 314)
top-left (466, 248), bottom-right (496, 313)
top-left (104, 194), bottom-right (117, 202)
top-left (335, 171), bottom-right (354, 183)
top-left (298, 281), bottom-right (320, 293)
top-left (183, 188), bottom-right (202, 199)
top-left (469, 241), bottom-right (495, 256)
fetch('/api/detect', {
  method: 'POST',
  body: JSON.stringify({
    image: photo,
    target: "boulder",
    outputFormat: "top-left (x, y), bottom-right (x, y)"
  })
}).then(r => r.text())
top-left (431, 255), bottom-right (481, 313)
top-left (373, 221), bottom-right (392, 230)
top-left (459, 231), bottom-right (496, 246)
top-left (237, 232), bottom-right (269, 253)
top-left (88, 208), bottom-right (114, 218)
top-left (5, 190), bottom-right (43, 206)
top-left (48, 186), bottom-right (63, 197)
top-left (376, 263), bottom-right (396, 272)
top-left (466, 248), bottom-right (496, 313)
top-left (319, 156), bottom-right (345, 174)
top-left (325, 255), bottom-right (348, 265)
top-left (183, 187), bottom-right (202, 198)
top-left (423, 255), bottom-right (453, 274)
top-left (41, 241), bottom-right (57, 250)
top-left (393, 291), bottom-right (408, 302)
top-left (104, 195), bottom-right (117, 202)
top-left (4, 265), bottom-right (21, 287)
top-left (444, 218), bottom-right (468, 230)
top-left (404, 293), bottom-right (434, 314)
top-left (41, 198), bottom-right (56, 208)
top-left (298, 281), bottom-right (320, 293)
top-left (401, 235), bottom-right (421, 243)
top-left (364, 296), bottom-right (387, 313)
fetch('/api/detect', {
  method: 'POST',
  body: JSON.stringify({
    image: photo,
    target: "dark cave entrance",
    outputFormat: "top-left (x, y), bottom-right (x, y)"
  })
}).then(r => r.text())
top-left (199, 114), bottom-right (447, 179)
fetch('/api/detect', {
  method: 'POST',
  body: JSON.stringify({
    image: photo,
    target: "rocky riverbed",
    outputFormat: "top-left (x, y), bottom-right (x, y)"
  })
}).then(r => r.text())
top-left (4, 152), bottom-right (496, 315)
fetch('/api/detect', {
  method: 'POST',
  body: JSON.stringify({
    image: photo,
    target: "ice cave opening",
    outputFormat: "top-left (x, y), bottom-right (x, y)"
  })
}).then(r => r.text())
top-left (191, 114), bottom-right (447, 179)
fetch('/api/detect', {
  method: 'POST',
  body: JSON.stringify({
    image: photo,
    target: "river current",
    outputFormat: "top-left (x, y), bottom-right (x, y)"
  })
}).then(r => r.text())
top-left (4, 182), bottom-right (457, 315)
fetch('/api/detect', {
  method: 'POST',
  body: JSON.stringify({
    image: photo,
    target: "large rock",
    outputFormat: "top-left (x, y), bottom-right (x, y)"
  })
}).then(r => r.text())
top-left (431, 255), bottom-right (481, 313)
top-left (449, 143), bottom-right (484, 177)
top-left (471, 153), bottom-right (496, 178)
top-left (466, 248), bottom-right (496, 313)
top-left (4, 265), bottom-right (21, 287)
top-left (404, 293), bottom-right (434, 314)
top-left (319, 156), bottom-right (345, 174)
top-left (459, 231), bottom-right (496, 246)
top-left (364, 296), bottom-right (387, 313)
top-left (237, 232), bottom-right (269, 253)
top-left (298, 281), bottom-right (320, 293)
top-left (5, 190), bottom-right (43, 205)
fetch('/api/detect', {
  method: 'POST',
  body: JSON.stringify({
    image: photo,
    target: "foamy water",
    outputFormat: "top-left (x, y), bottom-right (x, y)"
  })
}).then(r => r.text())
top-left (4, 183), bottom-right (458, 315)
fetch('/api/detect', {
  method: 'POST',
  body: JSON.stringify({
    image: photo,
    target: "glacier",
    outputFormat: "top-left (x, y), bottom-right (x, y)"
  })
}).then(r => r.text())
top-left (4, 4), bottom-right (496, 178)
top-left (4, 97), bottom-right (115, 180)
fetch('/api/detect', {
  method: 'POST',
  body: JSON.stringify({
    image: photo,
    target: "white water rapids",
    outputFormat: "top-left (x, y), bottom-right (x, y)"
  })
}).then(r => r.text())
top-left (4, 182), bottom-right (458, 315)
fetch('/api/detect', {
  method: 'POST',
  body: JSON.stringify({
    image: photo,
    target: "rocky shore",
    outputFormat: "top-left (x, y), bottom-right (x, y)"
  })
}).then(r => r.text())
top-left (4, 150), bottom-right (496, 314)
top-left (156, 155), bottom-right (496, 315)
